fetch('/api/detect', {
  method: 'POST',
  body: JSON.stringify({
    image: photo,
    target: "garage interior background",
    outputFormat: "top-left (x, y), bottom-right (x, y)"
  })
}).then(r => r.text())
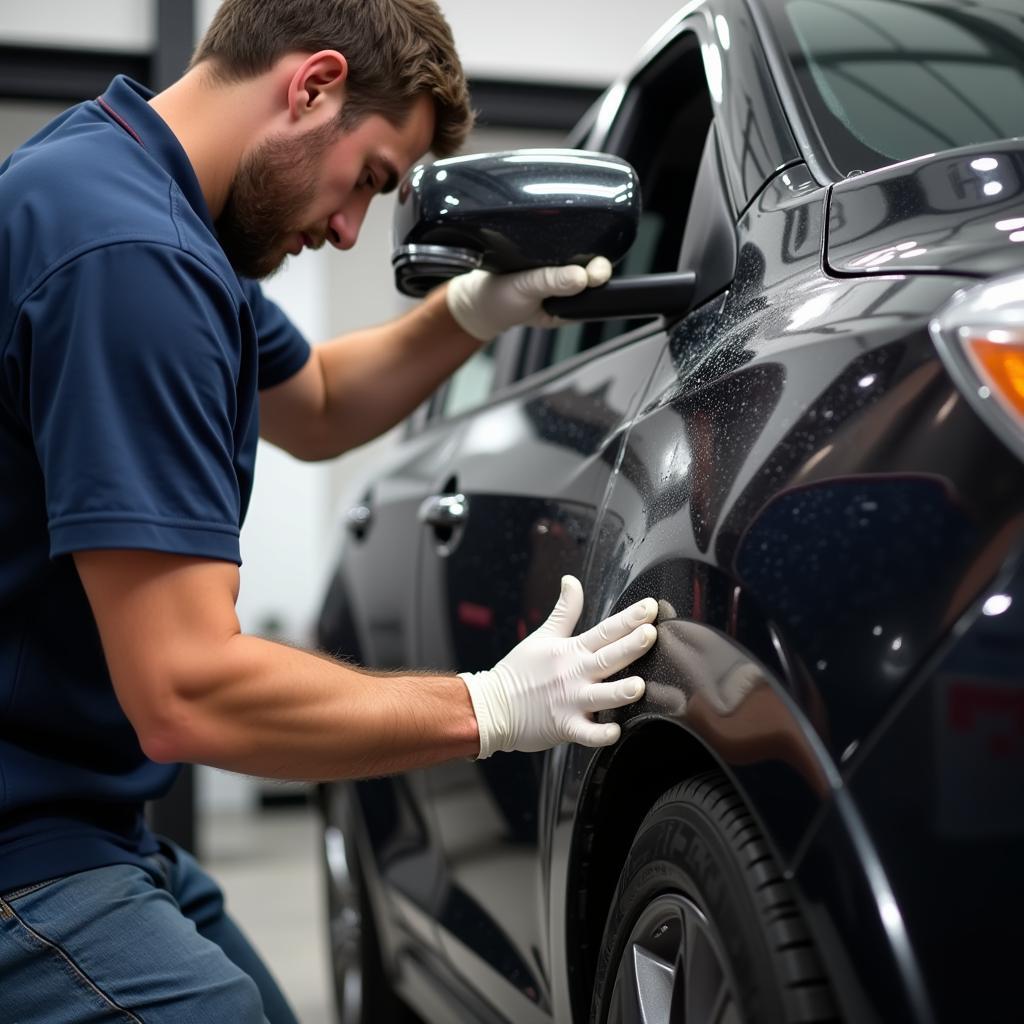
top-left (0, 0), bottom-right (680, 1016)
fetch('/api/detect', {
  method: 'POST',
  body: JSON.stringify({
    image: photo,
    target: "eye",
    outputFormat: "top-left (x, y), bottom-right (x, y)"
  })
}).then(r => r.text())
top-left (360, 169), bottom-right (376, 190)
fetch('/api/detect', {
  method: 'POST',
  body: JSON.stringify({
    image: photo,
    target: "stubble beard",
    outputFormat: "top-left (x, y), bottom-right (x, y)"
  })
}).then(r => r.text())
top-left (216, 120), bottom-right (337, 280)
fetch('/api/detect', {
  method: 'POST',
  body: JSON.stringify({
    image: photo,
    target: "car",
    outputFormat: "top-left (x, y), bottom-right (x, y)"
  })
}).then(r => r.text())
top-left (315, 0), bottom-right (1024, 1021)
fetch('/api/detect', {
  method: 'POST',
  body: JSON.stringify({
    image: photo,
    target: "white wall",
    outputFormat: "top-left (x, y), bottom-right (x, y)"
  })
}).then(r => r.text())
top-left (435, 0), bottom-right (685, 85)
top-left (195, 0), bottom-right (685, 85)
top-left (0, 0), bottom-right (683, 76)
top-left (0, 1), bottom-right (154, 51)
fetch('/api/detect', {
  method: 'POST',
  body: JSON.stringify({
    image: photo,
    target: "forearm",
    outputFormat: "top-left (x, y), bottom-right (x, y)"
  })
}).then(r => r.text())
top-left (310, 285), bottom-right (480, 456)
top-left (143, 633), bottom-right (480, 779)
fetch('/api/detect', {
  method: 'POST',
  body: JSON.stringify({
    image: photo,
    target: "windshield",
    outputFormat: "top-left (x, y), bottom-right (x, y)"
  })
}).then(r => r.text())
top-left (765, 0), bottom-right (1024, 175)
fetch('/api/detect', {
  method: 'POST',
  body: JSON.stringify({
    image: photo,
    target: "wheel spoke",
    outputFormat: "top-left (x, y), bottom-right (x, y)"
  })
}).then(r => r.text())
top-left (632, 943), bottom-right (676, 1023)
top-left (683, 905), bottom-right (724, 1020)
top-left (608, 894), bottom-right (745, 1024)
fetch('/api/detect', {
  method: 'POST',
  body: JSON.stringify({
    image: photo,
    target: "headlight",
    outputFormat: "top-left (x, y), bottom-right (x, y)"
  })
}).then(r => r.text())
top-left (930, 272), bottom-right (1024, 461)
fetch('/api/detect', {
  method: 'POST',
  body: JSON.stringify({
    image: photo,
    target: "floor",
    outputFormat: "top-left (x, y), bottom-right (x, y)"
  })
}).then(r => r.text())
top-left (203, 801), bottom-right (335, 1024)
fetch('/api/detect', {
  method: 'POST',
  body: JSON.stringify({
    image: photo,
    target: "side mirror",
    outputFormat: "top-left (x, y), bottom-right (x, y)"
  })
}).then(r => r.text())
top-left (393, 148), bottom-right (641, 297)
top-left (392, 149), bottom-right (698, 321)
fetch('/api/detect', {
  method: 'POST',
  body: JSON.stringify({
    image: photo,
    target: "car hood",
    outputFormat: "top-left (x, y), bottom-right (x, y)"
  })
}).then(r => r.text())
top-left (826, 140), bottom-right (1024, 279)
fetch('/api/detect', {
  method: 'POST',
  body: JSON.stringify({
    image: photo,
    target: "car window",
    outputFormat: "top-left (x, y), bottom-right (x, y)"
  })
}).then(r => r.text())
top-left (439, 341), bottom-right (497, 418)
top-left (534, 31), bottom-right (716, 369)
top-left (769, 0), bottom-right (1024, 175)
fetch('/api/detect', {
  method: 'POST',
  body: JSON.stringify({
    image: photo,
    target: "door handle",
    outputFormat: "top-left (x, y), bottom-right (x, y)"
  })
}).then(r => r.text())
top-left (345, 503), bottom-right (373, 536)
top-left (418, 493), bottom-right (469, 528)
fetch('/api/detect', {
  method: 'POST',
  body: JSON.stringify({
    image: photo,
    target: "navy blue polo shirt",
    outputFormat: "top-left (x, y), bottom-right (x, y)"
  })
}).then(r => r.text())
top-left (0, 76), bottom-right (311, 891)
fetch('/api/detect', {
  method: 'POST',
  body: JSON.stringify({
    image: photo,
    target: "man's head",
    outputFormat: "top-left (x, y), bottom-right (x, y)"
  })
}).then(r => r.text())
top-left (190, 0), bottom-right (473, 277)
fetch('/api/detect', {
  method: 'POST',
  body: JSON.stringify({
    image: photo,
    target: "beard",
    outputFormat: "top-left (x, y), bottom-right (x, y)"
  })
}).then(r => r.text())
top-left (216, 119), bottom-right (338, 280)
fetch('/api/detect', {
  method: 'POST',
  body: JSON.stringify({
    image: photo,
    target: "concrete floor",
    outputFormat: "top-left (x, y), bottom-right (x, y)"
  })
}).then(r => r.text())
top-left (203, 801), bottom-right (335, 1024)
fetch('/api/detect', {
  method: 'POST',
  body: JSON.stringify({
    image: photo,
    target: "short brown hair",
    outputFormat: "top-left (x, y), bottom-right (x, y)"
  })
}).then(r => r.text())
top-left (191, 0), bottom-right (473, 157)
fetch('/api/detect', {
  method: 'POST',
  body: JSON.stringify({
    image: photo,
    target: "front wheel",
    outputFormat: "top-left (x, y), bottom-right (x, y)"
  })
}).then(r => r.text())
top-left (591, 771), bottom-right (837, 1024)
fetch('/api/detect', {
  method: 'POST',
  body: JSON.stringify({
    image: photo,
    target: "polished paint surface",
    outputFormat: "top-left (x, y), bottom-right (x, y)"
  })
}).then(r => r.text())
top-left (827, 141), bottom-right (1024, 278)
top-left (392, 149), bottom-right (640, 296)
top-left (316, 0), bottom-right (1024, 1021)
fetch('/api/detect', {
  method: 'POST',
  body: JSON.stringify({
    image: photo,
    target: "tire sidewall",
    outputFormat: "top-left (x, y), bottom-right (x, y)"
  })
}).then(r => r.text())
top-left (591, 788), bottom-right (787, 1024)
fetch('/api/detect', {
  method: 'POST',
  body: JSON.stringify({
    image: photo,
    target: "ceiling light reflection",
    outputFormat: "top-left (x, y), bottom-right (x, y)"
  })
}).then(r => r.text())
top-left (715, 14), bottom-right (731, 49)
top-left (787, 291), bottom-right (834, 331)
top-left (505, 153), bottom-right (627, 173)
top-left (702, 43), bottom-right (724, 104)
top-left (971, 157), bottom-right (999, 172)
top-left (523, 183), bottom-right (631, 198)
top-left (983, 181), bottom-right (1004, 197)
top-left (983, 594), bottom-right (1012, 616)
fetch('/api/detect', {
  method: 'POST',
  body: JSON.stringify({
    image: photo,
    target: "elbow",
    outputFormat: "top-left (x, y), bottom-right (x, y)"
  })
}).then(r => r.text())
top-left (128, 638), bottom-right (246, 766)
top-left (128, 666), bottom-right (224, 765)
top-left (139, 728), bottom-right (185, 765)
top-left (134, 698), bottom-right (207, 765)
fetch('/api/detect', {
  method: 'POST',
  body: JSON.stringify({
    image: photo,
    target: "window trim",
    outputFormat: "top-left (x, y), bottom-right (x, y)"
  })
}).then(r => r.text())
top-left (744, 0), bottom-right (843, 184)
top-left (517, 22), bottom-right (729, 384)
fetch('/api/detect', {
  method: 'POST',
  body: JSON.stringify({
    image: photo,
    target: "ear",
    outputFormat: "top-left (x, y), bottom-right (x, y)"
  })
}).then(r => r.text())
top-left (286, 50), bottom-right (348, 124)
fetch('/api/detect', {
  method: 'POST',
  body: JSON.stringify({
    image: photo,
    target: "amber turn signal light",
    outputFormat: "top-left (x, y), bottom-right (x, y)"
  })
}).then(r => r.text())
top-left (930, 273), bottom-right (1024, 462)
top-left (965, 333), bottom-right (1024, 418)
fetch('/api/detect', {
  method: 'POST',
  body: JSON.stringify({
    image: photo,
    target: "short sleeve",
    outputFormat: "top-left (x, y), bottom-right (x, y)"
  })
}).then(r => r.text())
top-left (23, 244), bottom-right (247, 563)
top-left (239, 277), bottom-right (311, 390)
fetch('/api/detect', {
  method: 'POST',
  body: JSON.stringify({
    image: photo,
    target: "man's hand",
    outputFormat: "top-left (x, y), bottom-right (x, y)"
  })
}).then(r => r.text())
top-left (446, 256), bottom-right (613, 342)
top-left (460, 576), bottom-right (658, 758)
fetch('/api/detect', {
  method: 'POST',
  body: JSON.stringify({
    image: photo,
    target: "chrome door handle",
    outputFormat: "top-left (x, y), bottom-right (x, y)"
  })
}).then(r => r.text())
top-left (418, 493), bottom-right (469, 528)
top-left (346, 504), bottom-right (373, 534)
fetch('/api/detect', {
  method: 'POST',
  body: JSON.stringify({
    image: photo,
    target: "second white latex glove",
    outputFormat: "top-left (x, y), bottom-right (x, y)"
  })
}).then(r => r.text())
top-left (446, 256), bottom-right (613, 342)
top-left (460, 576), bottom-right (658, 758)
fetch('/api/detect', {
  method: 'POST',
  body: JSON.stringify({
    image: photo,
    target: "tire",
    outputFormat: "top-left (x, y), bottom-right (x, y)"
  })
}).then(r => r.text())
top-left (591, 771), bottom-right (838, 1024)
top-left (322, 803), bottom-right (421, 1024)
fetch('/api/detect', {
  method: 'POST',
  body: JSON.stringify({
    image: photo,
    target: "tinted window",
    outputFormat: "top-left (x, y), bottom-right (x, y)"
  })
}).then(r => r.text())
top-left (535, 32), bottom-right (715, 369)
top-left (773, 0), bottom-right (1024, 174)
top-left (440, 342), bottom-right (497, 418)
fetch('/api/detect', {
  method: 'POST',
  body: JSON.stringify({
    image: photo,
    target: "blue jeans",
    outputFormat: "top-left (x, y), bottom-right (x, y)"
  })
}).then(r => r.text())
top-left (0, 840), bottom-right (299, 1023)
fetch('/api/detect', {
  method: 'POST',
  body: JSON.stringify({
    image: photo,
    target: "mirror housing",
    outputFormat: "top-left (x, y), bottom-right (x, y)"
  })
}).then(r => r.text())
top-left (392, 149), bottom-right (641, 298)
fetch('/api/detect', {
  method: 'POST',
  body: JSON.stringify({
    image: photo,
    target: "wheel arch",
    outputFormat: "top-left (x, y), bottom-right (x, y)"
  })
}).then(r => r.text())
top-left (566, 718), bottom-right (718, 1022)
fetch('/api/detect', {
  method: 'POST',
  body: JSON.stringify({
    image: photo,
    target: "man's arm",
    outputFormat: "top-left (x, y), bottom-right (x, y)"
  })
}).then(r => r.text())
top-left (259, 285), bottom-right (479, 460)
top-left (75, 549), bottom-right (481, 779)
top-left (75, 547), bottom-right (657, 778)
top-left (258, 260), bottom-right (613, 461)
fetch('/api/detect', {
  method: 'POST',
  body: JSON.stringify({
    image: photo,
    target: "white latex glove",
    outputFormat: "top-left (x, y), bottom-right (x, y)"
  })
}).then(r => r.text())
top-left (460, 576), bottom-right (658, 758)
top-left (446, 256), bottom-right (613, 342)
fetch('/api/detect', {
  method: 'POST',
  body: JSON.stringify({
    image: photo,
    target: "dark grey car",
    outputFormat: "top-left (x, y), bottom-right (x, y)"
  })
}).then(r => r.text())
top-left (316, 2), bottom-right (1024, 1021)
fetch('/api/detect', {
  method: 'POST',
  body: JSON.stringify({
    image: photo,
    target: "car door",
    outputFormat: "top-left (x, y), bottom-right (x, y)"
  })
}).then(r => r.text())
top-left (409, 14), bottom-right (760, 1020)
top-left (318, 413), bottom-right (462, 969)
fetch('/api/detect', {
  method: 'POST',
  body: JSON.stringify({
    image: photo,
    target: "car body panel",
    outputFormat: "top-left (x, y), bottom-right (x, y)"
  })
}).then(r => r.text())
top-left (549, 158), bottom-right (1024, 1022)
top-left (827, 141), bottom-right (1024, 278)
top-left (797, 554), bottom-right (1024, 1024)
top-left (413, 327), bottom-right (668, 1020)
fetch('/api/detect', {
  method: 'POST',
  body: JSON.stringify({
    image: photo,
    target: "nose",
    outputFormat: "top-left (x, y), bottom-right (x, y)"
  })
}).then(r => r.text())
top-left (327, 204), bottom-right (367, 251)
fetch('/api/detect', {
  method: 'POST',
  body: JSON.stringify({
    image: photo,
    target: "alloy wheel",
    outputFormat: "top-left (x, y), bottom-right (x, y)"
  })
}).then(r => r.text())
top-left (324, 824), bottom-right (363, 1021)
top-left (607, 893), bottom-right (744, 1024)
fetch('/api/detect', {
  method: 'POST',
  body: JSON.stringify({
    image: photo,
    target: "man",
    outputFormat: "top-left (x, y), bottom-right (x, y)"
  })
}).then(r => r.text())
top-left (0, 1), bottom-right (657, 1019)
